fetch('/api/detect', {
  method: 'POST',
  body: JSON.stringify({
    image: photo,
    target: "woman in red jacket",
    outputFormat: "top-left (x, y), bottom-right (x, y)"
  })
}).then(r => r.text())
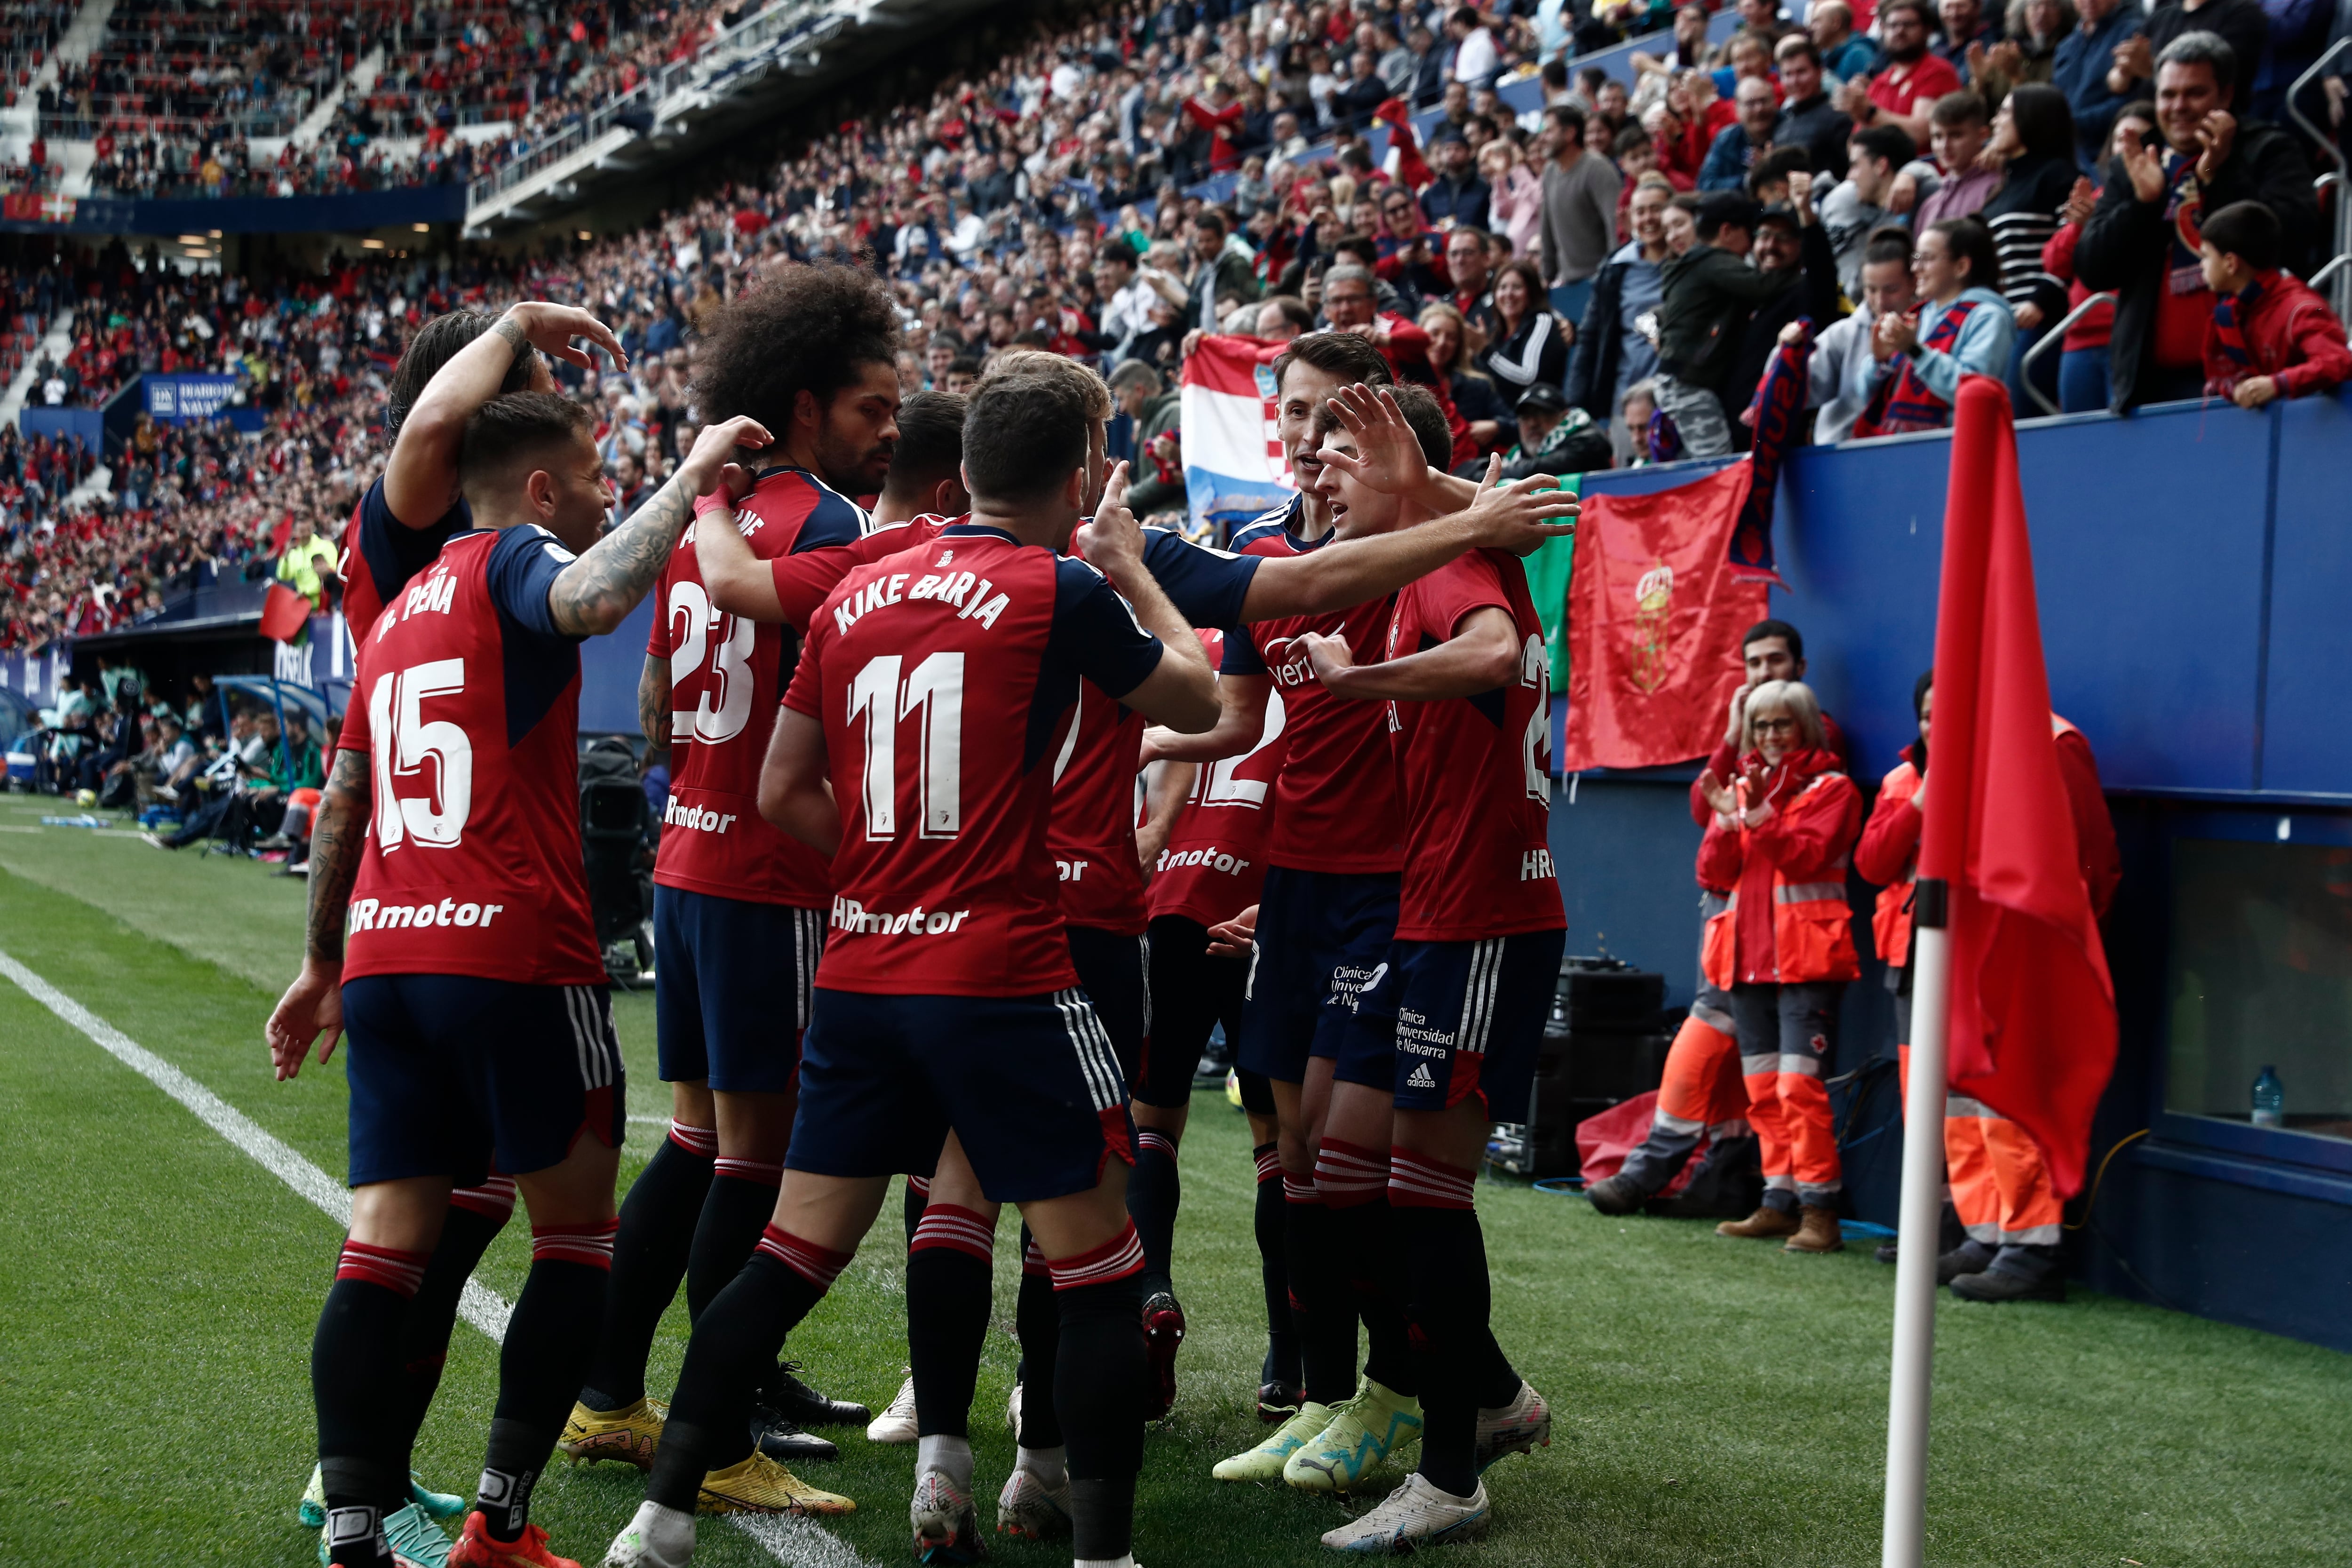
top-left (1695, 679), bottom-right (1863, 1254)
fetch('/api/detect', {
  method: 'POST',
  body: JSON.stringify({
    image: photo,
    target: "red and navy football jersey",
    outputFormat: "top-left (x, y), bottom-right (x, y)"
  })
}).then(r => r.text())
top-left (651, 467), bottom-right (864, 908)
top-left (339, 475), bottom-right (469, 642)
top-left (1147, 627), bottom-right (1287, 927)
top-left (1224, 523), bottom-right (1406, 876)
top-left (767, 512), bottom-right (956, 630)
top-left (781, 523), bottom-right (1166, 997)
top-left (1047, 527), bottom-right (1258, 933)
top-left (1385, 549), bottom-right (1564, 941)
top-left (341, 526), bottom-right (606, 986)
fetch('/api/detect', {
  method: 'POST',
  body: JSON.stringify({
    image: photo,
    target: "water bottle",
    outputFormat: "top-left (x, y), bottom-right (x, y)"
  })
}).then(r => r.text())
top-left (2251, 1065), bottom-right (2285, 1129)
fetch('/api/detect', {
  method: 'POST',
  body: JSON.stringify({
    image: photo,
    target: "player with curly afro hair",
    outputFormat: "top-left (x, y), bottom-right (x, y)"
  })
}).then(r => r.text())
top-left (691, 262), bottom-right (905, 497)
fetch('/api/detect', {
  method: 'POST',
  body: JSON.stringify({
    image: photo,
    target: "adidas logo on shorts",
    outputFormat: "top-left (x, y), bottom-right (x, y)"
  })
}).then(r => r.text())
top-left (1406, 1062), bottom-right (1438, 1090)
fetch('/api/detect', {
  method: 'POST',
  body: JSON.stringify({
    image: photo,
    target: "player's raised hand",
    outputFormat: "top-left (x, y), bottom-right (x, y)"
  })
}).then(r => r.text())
top-left (507, 302), bottom-right (629, 372)
top-left (1461, 455), bottom-right (1578, 557)
top-left (266, 959), bottom-right (343, 1081)
top-left (676, 415), bottom-right (774, 499)
top-left (1085, 460), bottom-right (1147, 578)
top-left (1321, 383), bottom-right (1436, 496)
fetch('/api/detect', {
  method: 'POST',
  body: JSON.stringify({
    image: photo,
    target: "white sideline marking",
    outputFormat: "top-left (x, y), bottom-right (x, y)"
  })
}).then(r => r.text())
top-left (0, 948), bottom-right (877, 1568)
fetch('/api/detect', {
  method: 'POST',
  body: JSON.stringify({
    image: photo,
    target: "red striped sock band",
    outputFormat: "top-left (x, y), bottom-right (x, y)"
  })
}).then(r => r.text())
top-left (1047, 1222), bottom-right (1145, 1291)
top-left (1388, 1148), bottom-right (1477, 1210)
top-left (1282, 1172), bottom-right (1322, 1206)
top-left (532, 1218), bottom-right (620, 1269)
top-left (336, 1239), bottom-right (429, 1297)
top-left (756, 1225), bottom-right (855, 1289)
top-left (1253, 1143), bottom-right (1281, 1184)
top-left (667, 1121), bottom-right (719, 1157)
top-left (1314, 1138), bottom-right (1389, 1209)
top-left (910, 1203), bottom-right (996, 1262)
top-left (1136, 1128), bottom-right (1176, 1160)
top-left (907, 1174), bottom-right (932, 1198)
top-left (448, 1173), bottom-right (517, 1222)
top-left (712, 1156), bottom-right (783, 1188)
top-left (1021, 1237), bottom-right (1050, 1277)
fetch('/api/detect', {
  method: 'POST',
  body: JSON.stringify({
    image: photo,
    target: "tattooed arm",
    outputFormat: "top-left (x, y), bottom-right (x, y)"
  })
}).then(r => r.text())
top-left (640, 655), bottom-right (672, 750)
top-left (384, 302), bottom-right (626, 527)
top-left (265, 747), bottom-right (371, 1080)
top-left (547, 415), bottom-right (773, 638)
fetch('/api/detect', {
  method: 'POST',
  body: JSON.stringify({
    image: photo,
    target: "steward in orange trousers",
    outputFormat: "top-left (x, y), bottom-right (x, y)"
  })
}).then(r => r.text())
top-left (1586, 621), bottom-right (1852, 1218)
top-left (1693, 679), bottom-right (1863, 1253)
top-left (1856, 673), bottom-right (2119, 1302)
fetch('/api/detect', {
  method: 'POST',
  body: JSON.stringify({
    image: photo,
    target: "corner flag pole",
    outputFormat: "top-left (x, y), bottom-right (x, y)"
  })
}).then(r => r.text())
top-left (1882, 375), bottom-right (2005, 1568)
top-left (1882, 886), bottom-right (1949, 1568)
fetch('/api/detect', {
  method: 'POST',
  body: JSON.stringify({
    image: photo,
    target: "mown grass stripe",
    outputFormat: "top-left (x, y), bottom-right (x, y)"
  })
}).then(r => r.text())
top-left (0, 945), bottom-right (876, 1568)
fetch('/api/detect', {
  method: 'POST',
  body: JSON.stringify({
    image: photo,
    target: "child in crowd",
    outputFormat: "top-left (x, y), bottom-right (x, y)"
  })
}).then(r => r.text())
top-left (1912, 90), bottom-right (1997, 225)
top-left (2197, 200), bottom-right (2352, 409)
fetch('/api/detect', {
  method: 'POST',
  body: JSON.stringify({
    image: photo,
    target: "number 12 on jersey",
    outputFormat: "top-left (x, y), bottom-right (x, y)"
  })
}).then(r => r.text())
top-left (849, 652), bottom-right (964, 840)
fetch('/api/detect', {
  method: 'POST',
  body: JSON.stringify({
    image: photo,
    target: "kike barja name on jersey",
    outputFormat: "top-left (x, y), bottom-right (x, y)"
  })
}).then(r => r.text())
top-left (788, 525), bottom-right (1164, 999)
top-left (826, 555), bottom-right (1015, 637)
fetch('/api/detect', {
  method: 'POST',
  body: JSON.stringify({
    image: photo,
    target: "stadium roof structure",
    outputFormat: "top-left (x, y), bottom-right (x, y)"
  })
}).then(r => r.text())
top-left (464, 0), bottom-right (1001, 238)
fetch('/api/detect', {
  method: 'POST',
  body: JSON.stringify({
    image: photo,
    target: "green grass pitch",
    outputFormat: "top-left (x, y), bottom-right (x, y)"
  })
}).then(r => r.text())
top-left (0, 805), bottom-right (2346, 1567)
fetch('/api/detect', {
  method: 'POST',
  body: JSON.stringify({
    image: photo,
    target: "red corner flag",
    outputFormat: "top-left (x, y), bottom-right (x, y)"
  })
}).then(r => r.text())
top-left (259, 582), bottom-right (313, 644)
top-left (1921, 378), bottom-right (2116, 1197)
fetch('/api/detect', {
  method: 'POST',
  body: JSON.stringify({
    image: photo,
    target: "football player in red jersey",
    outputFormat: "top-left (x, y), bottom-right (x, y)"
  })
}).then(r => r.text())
top-left (683, 398), bottom-right (967, 1456)
top-left (861, 390), bottom-right (971, 530)
top-left (265, 396), bottom-right (776, 1568)
top-left (1141, 624), bottom-right (1291, 1409)
top-left (564, 266), bottom-right (897, 1477)
top-left (296, 300), bottom-right (628, 1536)
top-left (938, 352), bottom-right (1575, 1471)
top-left (1167, 386), bottom-right (1466, 1490)
top-left (602, 369), bottom-right (1219, 1568)
top-left (685, 349), bottom-right (1574, 1528)
top-left (342, 303), bottom-right (625, 643)
top-left (1299, 460), bottom-right (1567, 1550)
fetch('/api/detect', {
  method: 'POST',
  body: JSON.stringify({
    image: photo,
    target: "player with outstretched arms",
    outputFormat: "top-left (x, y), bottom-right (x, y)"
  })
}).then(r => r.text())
top-left (267, 396), bottom-right (771, 1568)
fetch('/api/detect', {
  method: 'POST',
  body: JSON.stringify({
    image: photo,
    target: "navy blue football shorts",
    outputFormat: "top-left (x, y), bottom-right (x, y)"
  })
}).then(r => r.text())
top-left (1066, 923), bottom-right (1150, 1086)
top-left (342, 973), bottom-right (626, 1188)
top-left (652, 884), bottom-right (822, 1094)
top-left (785, 987), bottom-right (1136, 1204)
top-left (1342, 930), bottom-right (1565, 1114)
top-left (1235, 866), bottom-right (1399, 1085)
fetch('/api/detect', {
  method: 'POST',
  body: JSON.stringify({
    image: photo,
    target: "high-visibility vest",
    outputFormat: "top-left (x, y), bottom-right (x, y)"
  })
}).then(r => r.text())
top-left (1869, 716), bottom-right (2079, 968)
top-left (1701, 774), bottom-right (1860, 989)
top-left (1871, 758), bottom-right (1921, 969)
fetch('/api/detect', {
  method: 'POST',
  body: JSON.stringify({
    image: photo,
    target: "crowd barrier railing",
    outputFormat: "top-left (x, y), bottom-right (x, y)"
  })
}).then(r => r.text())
top-left (2288, 39), bottom-right (2350, 323)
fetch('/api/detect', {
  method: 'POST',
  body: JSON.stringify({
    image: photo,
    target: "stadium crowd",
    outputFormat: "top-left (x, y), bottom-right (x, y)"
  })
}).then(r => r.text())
top-left (7, 0), bottom-right (2349, 665)
top-left (0, 243), bottom-right (554, 651)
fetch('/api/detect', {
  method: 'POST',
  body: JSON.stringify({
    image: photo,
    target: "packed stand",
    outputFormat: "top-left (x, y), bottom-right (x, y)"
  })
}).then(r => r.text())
top-left (354, 0), bottom-right (731, 182)
top-left (0, 242), bottom-right (624, 655)
top-left (45, 0), bottom-right (342, 149)
top-left (0, 0), bottom-right (69, 84)
top-left (13, 0), bottom-right (2352, 644)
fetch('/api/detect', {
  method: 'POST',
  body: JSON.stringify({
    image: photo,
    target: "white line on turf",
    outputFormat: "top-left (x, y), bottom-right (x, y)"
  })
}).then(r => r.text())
top-left (0, 948), bottom-right (878, 1568)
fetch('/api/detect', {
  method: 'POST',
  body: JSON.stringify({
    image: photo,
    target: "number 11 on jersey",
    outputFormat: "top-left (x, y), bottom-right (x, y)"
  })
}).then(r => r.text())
top-left (850, 652), bottom-right (965, 841)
